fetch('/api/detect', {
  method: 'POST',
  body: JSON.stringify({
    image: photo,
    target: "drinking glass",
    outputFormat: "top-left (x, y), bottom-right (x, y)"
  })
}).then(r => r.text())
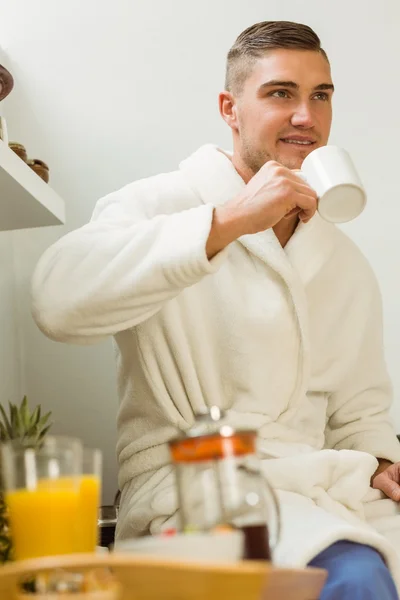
top-left (1, 436), bottom-right (82, 560)
top-left (75, 447), bottom-right (102, 552)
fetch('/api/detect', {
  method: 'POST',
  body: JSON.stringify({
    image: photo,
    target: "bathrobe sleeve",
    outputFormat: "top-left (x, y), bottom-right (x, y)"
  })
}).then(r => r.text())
top-left (325, 275), bottom-right (400, 464)
top-left (31, 177), bottom-right (228, 344)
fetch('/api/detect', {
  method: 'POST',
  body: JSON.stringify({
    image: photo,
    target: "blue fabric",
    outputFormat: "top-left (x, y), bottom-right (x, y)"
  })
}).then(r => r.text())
top-left (308, 540), bottom-right (399, 600)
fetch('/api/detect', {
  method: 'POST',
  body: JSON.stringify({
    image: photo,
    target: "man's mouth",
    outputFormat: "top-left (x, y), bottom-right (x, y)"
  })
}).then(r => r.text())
top-left (279, 136), bottom-right (317, 146)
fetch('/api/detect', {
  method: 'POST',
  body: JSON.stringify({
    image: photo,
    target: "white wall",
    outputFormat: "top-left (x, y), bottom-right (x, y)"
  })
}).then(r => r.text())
top-left (0, 232), bottom-right (23, 409)
top-left (0, 85), bottom-right (23, 414)
top-left (0, 0), bottom-right (399, 500)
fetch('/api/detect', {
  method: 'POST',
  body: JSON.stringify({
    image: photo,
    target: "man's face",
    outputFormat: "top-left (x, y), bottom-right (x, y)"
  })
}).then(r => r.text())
top-left (232, 49), bottom-right (334, 172)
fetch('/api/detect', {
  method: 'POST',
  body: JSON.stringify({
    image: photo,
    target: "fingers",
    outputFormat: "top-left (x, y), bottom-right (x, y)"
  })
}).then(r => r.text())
top-left (373, 475), bottom-right (400, 502)
top-left (274, 166), bottom-right (317, 199)
top-left (284, 207), bottom-right (302, 219)
top-left (294, 192), bottom-right (318, 222)
top-left (250, 161), bottom-right (318, 228)
top-left (271, 164), bottom-right (318, 221)
top-left (283, 194), bottom-right (316, 223)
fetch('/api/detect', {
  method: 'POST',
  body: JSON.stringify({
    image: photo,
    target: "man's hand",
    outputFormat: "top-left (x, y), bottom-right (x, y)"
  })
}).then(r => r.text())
top-left (206, 161), bottom-right (318, 259)
top-left (372, 459), bottom-right (400, 501)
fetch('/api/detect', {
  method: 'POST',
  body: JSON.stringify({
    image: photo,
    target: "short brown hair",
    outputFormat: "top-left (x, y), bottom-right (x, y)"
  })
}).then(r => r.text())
top-left (225, 21), bottom-right (329, 95)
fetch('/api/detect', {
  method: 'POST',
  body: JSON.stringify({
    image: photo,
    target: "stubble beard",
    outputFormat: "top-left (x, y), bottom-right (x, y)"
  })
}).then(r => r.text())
top-left (241, 143), bottom-right (270, 176)
top-left (240, 132), bottom-right (309, 174)
top-left (241, 139), bottom-right (302, 175)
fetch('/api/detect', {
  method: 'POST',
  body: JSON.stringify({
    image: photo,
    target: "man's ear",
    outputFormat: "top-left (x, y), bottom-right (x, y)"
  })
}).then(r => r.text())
top-left (219, 91), bottom-right (239, 132)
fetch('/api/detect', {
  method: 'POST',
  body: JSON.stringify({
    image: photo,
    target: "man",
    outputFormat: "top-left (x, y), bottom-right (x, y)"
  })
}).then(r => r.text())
top-left (32, 21), bottom-right (400, 599)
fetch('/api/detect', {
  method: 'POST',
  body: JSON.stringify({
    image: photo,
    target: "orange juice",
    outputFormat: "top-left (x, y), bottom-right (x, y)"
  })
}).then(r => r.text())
top-left (5, 478), bottom-right (80, 560)
top-left (76, 475), bottom-right (101, 552)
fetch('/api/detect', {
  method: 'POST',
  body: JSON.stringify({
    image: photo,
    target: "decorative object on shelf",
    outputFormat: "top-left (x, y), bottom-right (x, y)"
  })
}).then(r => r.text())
top-left (28, 158), bottom-right (49, 183)
top-left (0, 64), bottom-right (14, 102)
top-left (8, 142), bottom-right (27, 163)
top-left (0, 138), bottom-right (65, 229)
top-left (0, 117), bottom-right (8, 145)
top-left (0, 396), bottom-right (52, 563)
top-left (7, 144), bottom-right (50, 181)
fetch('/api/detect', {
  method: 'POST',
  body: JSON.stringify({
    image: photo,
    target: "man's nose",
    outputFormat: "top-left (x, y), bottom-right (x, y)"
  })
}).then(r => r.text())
top-left (291, 103), bottom-right (315, 129)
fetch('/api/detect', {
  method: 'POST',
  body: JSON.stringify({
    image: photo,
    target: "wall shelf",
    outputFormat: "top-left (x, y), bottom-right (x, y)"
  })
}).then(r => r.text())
top-left (0, 139), bottom-right (65, 231)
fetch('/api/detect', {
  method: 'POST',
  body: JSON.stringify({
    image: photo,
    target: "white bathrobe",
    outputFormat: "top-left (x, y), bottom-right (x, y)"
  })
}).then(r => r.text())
top-left (32, 144), bottom-right (400, 585)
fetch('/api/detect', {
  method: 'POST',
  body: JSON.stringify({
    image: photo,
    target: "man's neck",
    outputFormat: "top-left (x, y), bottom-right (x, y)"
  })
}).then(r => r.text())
top-left (273, 215), bottom-right (299, 248)
top-left (231, 155), bottom-right (254, 184)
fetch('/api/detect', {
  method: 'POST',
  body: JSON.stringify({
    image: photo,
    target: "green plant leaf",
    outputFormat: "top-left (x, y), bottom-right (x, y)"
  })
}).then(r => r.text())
top-left (38, 424), bottom-right (52, 440)
top-left (9, 402), bottom-right (22, 439)
top-left (9, 402), bottom-right (16, 428)
top-left (0, 422), bottom-right (9, 442)
top-left (19, 396), bottom-right (30, 430)
top-left (0, 404), bottom-right (13, 439)
top-left (29, 404), bottom-right (41, 429)
top-left (38, 411), bottom-right (51, 427)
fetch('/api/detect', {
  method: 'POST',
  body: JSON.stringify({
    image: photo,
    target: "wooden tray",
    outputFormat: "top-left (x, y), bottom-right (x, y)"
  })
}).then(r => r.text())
top-left (0, 553), bottom-right (327, 600)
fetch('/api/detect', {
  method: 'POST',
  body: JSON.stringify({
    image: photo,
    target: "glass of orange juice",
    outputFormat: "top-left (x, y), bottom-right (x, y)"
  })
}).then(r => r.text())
top-left (75, 447), bottom-right (102, 553)
top-left (1, 435), bottom-right (83, 560)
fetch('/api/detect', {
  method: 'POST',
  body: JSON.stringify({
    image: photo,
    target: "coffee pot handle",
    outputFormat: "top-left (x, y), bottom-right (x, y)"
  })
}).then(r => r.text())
top-left (263, 479), bottom-right (281, 551)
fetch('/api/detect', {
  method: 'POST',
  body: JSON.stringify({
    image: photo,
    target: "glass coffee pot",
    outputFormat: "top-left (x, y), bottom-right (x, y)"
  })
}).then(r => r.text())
top-left (169, 406), bottom-right (280, 560)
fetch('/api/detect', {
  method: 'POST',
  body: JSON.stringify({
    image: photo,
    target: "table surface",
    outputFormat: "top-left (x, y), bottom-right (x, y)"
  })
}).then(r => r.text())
top-left (0, 553), bottom-right (327, 600)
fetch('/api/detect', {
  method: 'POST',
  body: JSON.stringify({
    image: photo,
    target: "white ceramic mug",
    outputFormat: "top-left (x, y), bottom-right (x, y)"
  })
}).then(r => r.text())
top-left (295, 145), bottom-right (366, 223)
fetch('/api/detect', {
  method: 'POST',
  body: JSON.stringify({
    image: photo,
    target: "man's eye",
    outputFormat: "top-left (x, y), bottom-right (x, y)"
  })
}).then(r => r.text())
top-left (271, 90), bottom-right (290, 99)
top-left (314, 92), bottom-right (329, 101)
